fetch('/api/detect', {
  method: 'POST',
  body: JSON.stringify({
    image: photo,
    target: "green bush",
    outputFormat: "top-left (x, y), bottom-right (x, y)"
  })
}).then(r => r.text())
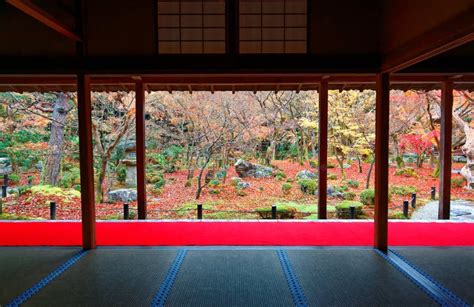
top-left (208, 179), bottom-right (220, 187)
top-left (8, 173), bottom-right (20, 184)
top-left (343, 191), bottom-right (356, 200)
top-left (298, 179), bottom-right (317, 195)
top-left (231, 177), bottom-right (241, 186)
top-left (451, 177), bottom-right (466, 188)
top-left (147, 172), bottom-right (165, 188)
top-left (256, 204), bottom-right (297, 219)
top-left (327, 163), bottom-right (336, 168)
top-left (18, 185), bottom-right (31, 196)
top-left (282, 182), bottom-right (292, 193)
top-left (360, 188), bottom-right (392, 206)
top-left (237, 189), bottom-right (247, 197)
top-left (328, 174), bottom-right (338, 180)
top-left (309, 160), bottom-right (318, 168)
top-left (347, 179), bottom-right (360, 188)
top-left (209, 189), bottom-right (220, 195)
top-left (286, 178), bottom-right (294, 183)
top-left (389, 211), bottom-right (408, 219)
top-left (394, 167), bottom-right (419, 178)
top-left (390, 185), bottom-right (417, 196)
top-left (395, 156), bottom-right (405, 169)
top-left (116, 165), bottom-right (127, 184)
top-left (274, 170), bottom-right (286, 179)
top-left (335, 185), bottom-right (349, 192)
top-left (335, 200), bottom-right (363, 219)
top-left (360, 189), bottom-right (375, 206)
top-left (59, 167), bottom-right (81, 189)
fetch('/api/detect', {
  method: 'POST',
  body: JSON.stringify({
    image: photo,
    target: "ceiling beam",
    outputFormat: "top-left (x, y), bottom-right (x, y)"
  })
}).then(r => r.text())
top-left (381, 8), bottom-right (474, 73)
top-left (6, 0), bottom-right (81, 41)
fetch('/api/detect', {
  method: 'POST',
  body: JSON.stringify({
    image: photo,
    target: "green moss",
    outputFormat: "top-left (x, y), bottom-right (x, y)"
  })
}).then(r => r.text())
top-left (389, 211), bottom-right (408, 219)
top-left (394, 167), bottom-right (419, 178)
top-left (31, 185), bottom-right (81, 198)
top-left (209, 189), bottom-right (220, 195)
top-left (0, 213), bottom-right (41, 220)
top-left (390, 185), bottom-right (417, 196)
top-left (451, 177), bottom-right (466, 188)
top-left (343, 191), bottom-right (356, 200)
top-left (208, 179), bottom-right (220, 187)
top-left (256, 204), bottom-right (297, 219)
top-left (336, 200), bottom-right (363, 219)
top-left (360, 189), bottom-right (375, 206)
top-left (328, 174), bottom-right (338, 180)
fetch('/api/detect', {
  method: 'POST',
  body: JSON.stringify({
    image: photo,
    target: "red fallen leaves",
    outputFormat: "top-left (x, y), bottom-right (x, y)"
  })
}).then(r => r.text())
top-left (3, 161), bottom-right (473, 220)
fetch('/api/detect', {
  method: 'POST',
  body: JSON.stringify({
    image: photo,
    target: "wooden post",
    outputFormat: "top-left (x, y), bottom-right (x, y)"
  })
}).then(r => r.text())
top-left (438, 81), bottom-right (453, 219)
top-left (136, 80), bottom-right (147, 219)
top-left (318, 81), bottom-right (328, 219)
top-left (374, 73), bottom-right (390, 252)
top-left (77, 74), bottom-right (96, 250)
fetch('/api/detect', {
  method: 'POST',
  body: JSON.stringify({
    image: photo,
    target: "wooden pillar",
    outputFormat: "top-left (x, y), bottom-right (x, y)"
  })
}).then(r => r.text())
top-left (374, 73), bottom-right (390, 251)
top-left (136, 80), bottom-right (147, 219)
top-left (438, 81), bottom-right (453, 219)
top-left (77, 74), bottom-right (96, 249)
top-left (318, 81), bottom-right (328, 219)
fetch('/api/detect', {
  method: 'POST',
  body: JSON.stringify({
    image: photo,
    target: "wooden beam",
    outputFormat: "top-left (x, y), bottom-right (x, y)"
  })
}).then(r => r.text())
top-left (382, 8), bottom-right (474, 73)
top-left (136, 80), bottom-right (147, 220)
top-left (318, 81), bottom-right (328, 219)
top-left (77, 74), bottom-right (96, 249)
top-left (6, 0), bottom-right (81, 41)
top-left (374, 73), bottom-right (390, 251)
top-left (438, 81), bottom-right (453, 219)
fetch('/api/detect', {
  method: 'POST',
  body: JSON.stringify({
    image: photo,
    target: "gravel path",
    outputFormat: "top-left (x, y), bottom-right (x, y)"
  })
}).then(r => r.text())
top-left (411, 200), bottom-right (474, 220)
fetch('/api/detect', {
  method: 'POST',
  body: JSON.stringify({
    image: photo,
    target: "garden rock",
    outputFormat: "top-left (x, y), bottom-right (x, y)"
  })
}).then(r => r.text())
top-left (327, 185), bottom-right (344, 198)
top-left (296, 170), bottom-right (317, 180)
top-left (237, 181), bottom-right (251, 189)
top-left (108, 189), bottom-right (137, 202)
top-left (234, 159), bottom-right (273, 178)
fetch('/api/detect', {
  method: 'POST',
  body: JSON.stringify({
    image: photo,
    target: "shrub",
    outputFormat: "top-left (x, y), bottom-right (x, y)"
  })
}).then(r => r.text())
top-left (274, 171), bottom-right (287, 179)
top-left (394, 167), bottom-right (419, 178)
top-left (256, 204), bottom-right (297, 219)
top-left (148, 172), bottom-right (165, 189)
top-left (389, 211), bottom-right (408, 219)
top-left (360, 189), bottom-right (375, 206)
top-left (116, 165), bottom-right (127, 183)
top-left (208, 179), bottom-right (220, 187)
top-left (209, 189), bottom-right (220, 195)
top-left (231, 177), bottom-right (241, 186)
top-left (390, 185), bottom-right (417, 196)
top-left (451, 177), bottom-right (466, 188)
top-left (335, 185), bottom-right (349, 192)
top-left (259, 186), bottom-right (264, 191)
top-left (309, 160), bottom-right (318, 168)
top-left (327, 163), bottom-right (336, 168)
top-left (328, 174), bottom-right (338, 180)
top-left (8, 173), bottom-right (20, 184)
top-left (185, 179), bottom-right (192, 187)
top-left (347, 179), bottom-right (360, 188)
top-left (31, 185), bottom-right (81, 198)
top-left (286, 178), bottom-right (294, 183)
top-left (360, 188), bottom-right (392, 206)
top-left (343, 191), bottom-right (356, 200)
top-left (17, 185), bottom-right (31, 196)
top-left (282, 182), bottom-right (292, 193)
top-left (59, 168), bottom-right (80, 188)
top-left (335, 200), bottom-right (363, 219)
top-left (298, 179), bottom-right (317, 195)
top-left (395, 156), bottom-right (405, 169)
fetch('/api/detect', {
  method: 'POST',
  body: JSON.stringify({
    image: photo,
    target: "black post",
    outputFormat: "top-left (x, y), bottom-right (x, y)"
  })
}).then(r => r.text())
top-left (0, 199), bottom-right (2, 214)
top-left (2, 185), bottom-right (7, 198)
top-left (403, 200), bottom-right (409, 218)
top-left (123, 203), bottom-right (129, 220)
top-left (3, 174), bottom-right (8, 187)
top-left (272, 205), bottom-right (277, 219)
top-left (50, 202), bottom-right (57, 220)
top-left (431, 186), bottom-right (436, 200)
top-left (349, 206), bottom-right (356, 219)
top-left (411, 193), bottom-right (417, 208)
top-left (197, 204), bottom-right (203, 220)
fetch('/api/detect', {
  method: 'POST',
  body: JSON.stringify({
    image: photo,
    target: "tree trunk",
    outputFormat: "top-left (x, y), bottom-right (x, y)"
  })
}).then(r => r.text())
top-left (453, 111), bottom-right (474, 189)
top-left (366, 159), bottom-right (375, 189)
top-left (357, 156), bottom-right (363, 173)
top-left (97, 158), bottom-right (108, 203)
top-left (195, 154), bottom-right (211, 200)
top-left (42, 93), bottom-right (69, 186)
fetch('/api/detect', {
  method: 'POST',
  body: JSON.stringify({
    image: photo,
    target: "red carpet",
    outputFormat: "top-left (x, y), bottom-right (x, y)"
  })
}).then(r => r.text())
top-left (1, 221), bottom-right (473, 246)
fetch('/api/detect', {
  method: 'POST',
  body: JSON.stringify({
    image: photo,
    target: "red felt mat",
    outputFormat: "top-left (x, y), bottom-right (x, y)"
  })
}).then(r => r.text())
top-left (0, 221), bottom-right (473, 246)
